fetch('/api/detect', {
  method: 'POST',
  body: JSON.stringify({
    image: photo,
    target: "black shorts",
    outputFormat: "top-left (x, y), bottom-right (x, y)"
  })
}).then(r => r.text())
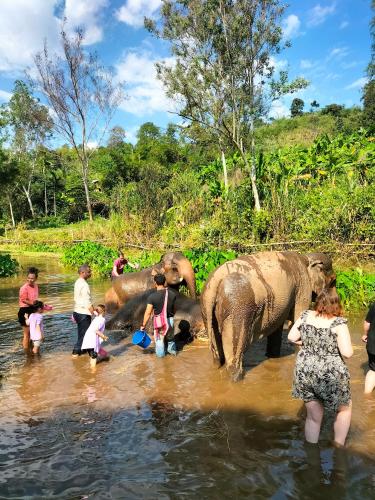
top-left (18, 306), bottom-right (35, 326)
top-left (367, 351), bottom-right (375, 371)
top-left (87, 349), bottom-right (98, 359)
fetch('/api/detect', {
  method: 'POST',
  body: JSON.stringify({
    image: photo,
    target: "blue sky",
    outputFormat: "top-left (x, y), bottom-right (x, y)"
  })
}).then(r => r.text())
top-left (0, 0), bottom-right (372, 144)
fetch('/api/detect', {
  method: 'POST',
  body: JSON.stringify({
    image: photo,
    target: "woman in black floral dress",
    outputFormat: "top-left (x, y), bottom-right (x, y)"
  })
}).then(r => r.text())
top-left (288, 288), bottom-right (353, 446)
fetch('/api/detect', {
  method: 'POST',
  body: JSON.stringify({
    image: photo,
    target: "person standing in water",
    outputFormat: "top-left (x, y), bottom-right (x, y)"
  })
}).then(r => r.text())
top-left (18, 267), bottom-right (39, 351)
top-left (362, 302), bottom-right (375, 394)
top-left (72, 264), bottom-right (94, 357)
top-left (140, 274), bottom-right (177, 356)
top-left (81, 304), bottom-right (108, 368)
top-left (111, 251), bottom-right (139, 278)
top-left (288, 288), bottom-right (353, 447)
top-left (25, 301), bottom-right (45, 355)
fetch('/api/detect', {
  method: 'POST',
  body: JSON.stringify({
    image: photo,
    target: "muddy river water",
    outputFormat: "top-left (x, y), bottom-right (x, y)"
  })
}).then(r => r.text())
top-left (1, 253), bottom-right (375, 499)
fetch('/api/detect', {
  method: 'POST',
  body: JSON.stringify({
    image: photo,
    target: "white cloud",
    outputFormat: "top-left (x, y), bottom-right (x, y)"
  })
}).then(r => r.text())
top-left (300, 59), bottom-right (314, 69)
top-left (307, 3), bottom-right (336, 27)
top-left (0, 89), bottom-right (12, 102)
top-left (269, 100), bottom-right (290, 119)
top-left (87, 140), bottom-right (99, 150)
top-left (328, 47), bottom-right (349, 60)
top-left (282, 14), bottom-right (301, 38)
top-left (116, 0), bottom-right (162, 28)
top-left (340, 21), bottom-right (349, 29)
top-left (64, 0), bottom-right (109, 45)
top-left (115, 50), bottom-right (176, 116)
top-left (345, 77), bottom-right (368, 90)
top-left (0, 0), bottom-right (107, 74)
top-left (0, 0), bottom-right (60, 73)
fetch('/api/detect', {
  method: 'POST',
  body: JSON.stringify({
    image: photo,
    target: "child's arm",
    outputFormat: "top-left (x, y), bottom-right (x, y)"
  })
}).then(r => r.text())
top-left (24, 313), bottom-right (30, 326)
top-left (96, 330), bottom-right (108, 341)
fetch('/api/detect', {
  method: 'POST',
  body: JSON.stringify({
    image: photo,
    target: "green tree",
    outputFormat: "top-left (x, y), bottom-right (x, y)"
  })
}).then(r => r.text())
top-left (321, 103), bottom-right (345, 117)
top-left (290, 98), bottom-right (304, 117)
top-left (0, 147), bottom-right (19, 227)
top-left (146, 0), bottom-right (308, 210)
top-left (107, 125), bottom-right (126, 148)
top-left (362, 80), bottom-right (375, 128)
top-left (33, 24), bottom-right (124, 221)
top-left (362, 1), bottom-right (375, 128)
top-left (310, 100), bottom-right (320, 112)
top-left (6, 80), bottom-right (52, 218)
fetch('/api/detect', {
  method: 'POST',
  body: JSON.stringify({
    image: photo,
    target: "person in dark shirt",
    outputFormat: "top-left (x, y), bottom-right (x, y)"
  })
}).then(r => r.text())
top-left (362, 302), bottom-right (375, 393)
top-left (140, 274), bottom-right (177, 355)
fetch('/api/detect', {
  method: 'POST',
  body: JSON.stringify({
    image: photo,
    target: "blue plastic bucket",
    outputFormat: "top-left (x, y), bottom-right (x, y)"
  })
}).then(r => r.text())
top-left (132, 330), bottom-right (151, 349)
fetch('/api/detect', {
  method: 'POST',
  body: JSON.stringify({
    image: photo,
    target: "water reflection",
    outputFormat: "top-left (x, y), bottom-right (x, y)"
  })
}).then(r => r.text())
top-left (1, 253), bottom-right (375, 497)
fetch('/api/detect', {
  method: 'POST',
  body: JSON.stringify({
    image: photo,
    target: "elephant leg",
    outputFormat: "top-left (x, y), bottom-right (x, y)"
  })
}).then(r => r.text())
top-left (211, 310), bottom-right (225, 367)
top-left (221, 316), bottom-right (249, 382)
top-left (265, 325), bottom-right (283, 358)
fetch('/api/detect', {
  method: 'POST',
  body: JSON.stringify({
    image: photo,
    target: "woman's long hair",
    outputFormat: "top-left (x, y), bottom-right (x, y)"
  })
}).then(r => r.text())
top-left (315, 288), bottom-right (344, 317)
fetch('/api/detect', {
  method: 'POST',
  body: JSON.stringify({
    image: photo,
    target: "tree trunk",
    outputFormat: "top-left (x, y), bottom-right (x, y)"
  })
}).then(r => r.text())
top-left (22, 185), bottom-right (35, 217)
top-left (249, 118), bottom-right (261, 212)
top-left (221, 149), bottom-right (228, 195)
top-left (53, 188), bottom-right (56, 217)
top-left (8, 195), bottom-right (15, 227)
top-left (44, 178), bottom-right (48, 216)
top-left (82, 157), bottom-right (93, 221)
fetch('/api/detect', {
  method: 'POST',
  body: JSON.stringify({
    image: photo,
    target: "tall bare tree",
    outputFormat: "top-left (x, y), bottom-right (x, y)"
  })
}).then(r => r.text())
top-left (33, 25), bottom-right (124, 221)
top-left (146, 0), bottom-right (308, 210)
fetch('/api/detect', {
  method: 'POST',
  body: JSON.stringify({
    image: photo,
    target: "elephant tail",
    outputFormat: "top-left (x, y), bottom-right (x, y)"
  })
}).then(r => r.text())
top-left (200, 269), bottom-right (226, 367)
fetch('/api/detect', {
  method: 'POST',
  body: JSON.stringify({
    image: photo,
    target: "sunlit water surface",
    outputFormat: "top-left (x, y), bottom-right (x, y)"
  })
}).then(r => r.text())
top-left (0, 253), bottom-right (375, 499)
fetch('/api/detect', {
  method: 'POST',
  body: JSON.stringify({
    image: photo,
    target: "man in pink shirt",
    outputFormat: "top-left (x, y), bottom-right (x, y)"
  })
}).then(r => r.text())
top-left (18, 266), bottom-right (39, 351)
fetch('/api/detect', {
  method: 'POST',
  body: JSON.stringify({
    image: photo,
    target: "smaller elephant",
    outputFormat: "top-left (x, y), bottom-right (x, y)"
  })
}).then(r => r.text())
top-left (105, 252), bottom-right (196, 313)
top-left (106, 289), bottom-right (204, 339)
top-left (201, 251), bottom-right (336, 381)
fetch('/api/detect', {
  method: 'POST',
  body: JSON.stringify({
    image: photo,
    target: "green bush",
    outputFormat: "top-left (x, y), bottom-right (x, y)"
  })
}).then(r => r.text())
top-left (62, 242), bottom-right (117, 277)
top-left (336, 268), bottom-right (375, 309)
top-left (0, 253), bottom-right (19, 277)
top-left (184, 248), bottom-right (237, 294)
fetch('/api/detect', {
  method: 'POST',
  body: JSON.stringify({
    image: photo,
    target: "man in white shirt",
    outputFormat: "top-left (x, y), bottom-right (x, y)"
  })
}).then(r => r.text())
top-left (72, 264), bottom-right (94, 357)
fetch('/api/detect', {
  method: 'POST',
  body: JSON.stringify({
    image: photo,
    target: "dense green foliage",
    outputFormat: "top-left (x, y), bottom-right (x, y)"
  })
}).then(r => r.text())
top-left (336, 268), bottom-right (375, 310)
top-left (184, 249), bottom-right (237, 294)
top-left (1, 101), bottom-right (373, 250)
top-left (0, 253), bottom-right (18, 277)
top-left (61, 242), bottom-right (117, 277)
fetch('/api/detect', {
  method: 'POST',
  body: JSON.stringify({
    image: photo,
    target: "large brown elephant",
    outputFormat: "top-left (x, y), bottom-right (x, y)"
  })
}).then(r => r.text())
top-left (200, 251), bottom-right (336, 382)
top-left (105, 252), bottom-right (196, 312)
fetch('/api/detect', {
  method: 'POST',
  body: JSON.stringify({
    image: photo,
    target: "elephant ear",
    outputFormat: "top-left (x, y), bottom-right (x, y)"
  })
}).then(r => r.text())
top-left (306, 256), bottom-right (326, 295)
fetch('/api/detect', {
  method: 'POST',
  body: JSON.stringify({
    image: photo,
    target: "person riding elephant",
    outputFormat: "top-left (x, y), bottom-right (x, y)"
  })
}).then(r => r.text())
top-left (105, 252), bottom-right (196, 313)
top-left (200, 251), bottom-right (336, 382)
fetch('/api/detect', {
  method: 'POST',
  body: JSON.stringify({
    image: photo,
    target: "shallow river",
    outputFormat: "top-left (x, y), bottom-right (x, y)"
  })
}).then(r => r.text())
top-left (1, 253), bottom-right (375, 499)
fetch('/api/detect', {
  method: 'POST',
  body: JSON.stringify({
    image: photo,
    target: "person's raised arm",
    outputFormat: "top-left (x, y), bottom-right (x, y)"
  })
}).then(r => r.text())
top-left (336, 324), bottom-right (353, 358)
top-left (112, 261), bottom-right (119, 277)
top-left (288, 316), bottom-right (303, 345)
top-left (141, 304), bottom-right (154, 330)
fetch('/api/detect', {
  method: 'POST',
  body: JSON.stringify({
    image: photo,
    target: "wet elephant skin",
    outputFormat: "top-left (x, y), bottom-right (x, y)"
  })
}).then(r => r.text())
top-left (105, 252), bottom-right (196, 313)
top-left (106, 289), bottom-right (204, 338)
top-left (201, 251), bottom-right (335, 382)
